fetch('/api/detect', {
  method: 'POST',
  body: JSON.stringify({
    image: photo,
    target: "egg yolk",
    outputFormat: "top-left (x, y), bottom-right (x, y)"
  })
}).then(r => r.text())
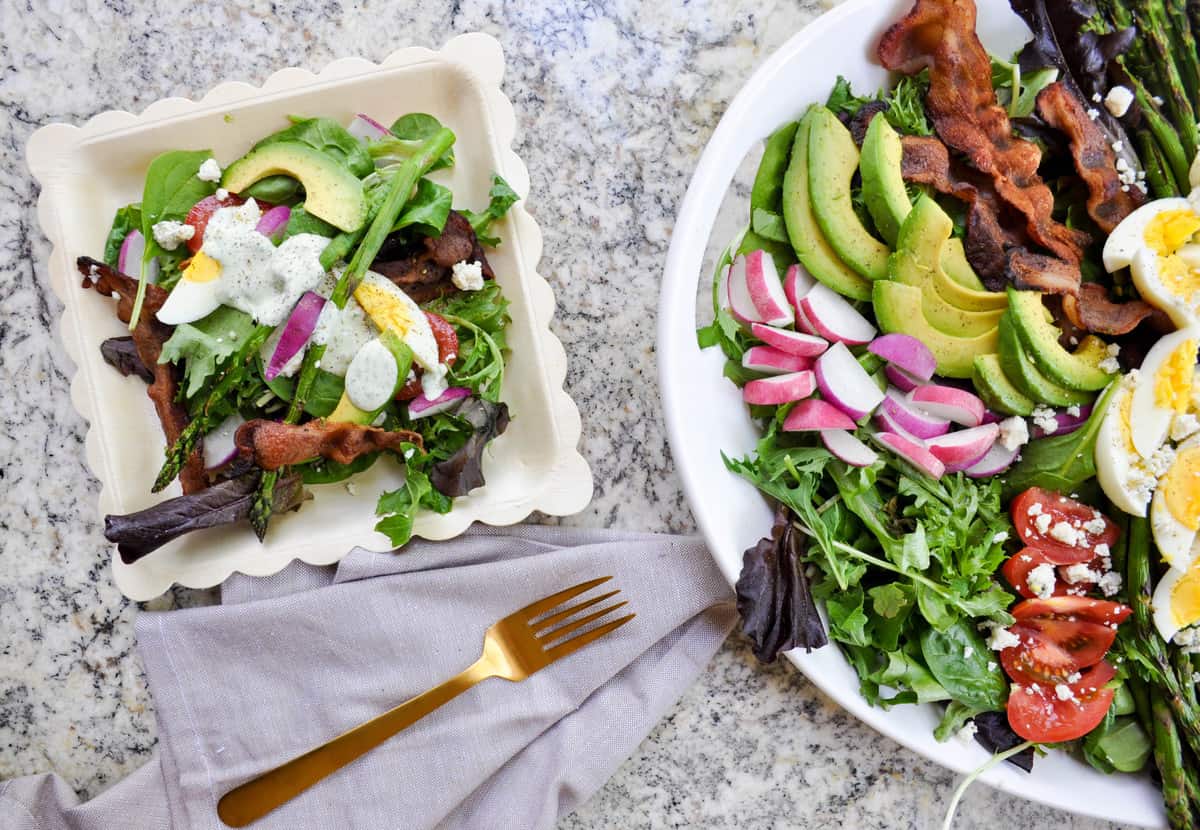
top-left (1157, 253), bottom-right (1200, 300)
top-left (1120, 385), bottom-right (1138, 455)
top-left (1155, 339), bottom-right (1198, 414)
top-left (1145, 210), bottom-right (1200, 256)
top-left (354, 280), bottom-right (415, 336)
top-left (1170, 558), bottom-right (1200, 628)
top-left (1163, 447), bottom-right (1200, 530)
top-left (180, 251), bottom-right (222, 283)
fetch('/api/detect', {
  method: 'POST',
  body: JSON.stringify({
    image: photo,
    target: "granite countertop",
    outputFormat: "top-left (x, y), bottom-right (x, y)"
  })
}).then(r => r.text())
top-left (0, 1), bottom-right (1127, 828)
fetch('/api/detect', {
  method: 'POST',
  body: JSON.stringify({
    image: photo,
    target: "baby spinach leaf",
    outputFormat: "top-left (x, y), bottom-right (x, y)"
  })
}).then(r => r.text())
top-left (245, 175), bottom-right (302, 204)
top-left (868, 650), bottom-right (951, 705)
top-left (300, 453), bottom-right (379, 485)
top-left (384, 113), bottom-right (456, 170)
top-left (103, 203), bottom-right (142, 268)
top-left (751, 208), bottom-right (790, 243)
top-left (285, 203), bottom-right (339, 239)
top-left (393, 178), bottom-right (453, 236)
top-left (159, 306), bottom-right (258, 398)
top-left (255, 116), bottom-right (373, 177)
top-left (1082, 715), bottom-right (1151, 774)
top-left (919, 620), bottom-right (1008, 711)
top-left (262, 366), bottom-right (345, 418)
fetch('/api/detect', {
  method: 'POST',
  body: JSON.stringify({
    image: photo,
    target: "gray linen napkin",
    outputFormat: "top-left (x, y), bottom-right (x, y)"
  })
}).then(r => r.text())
top-left (1, 525), bottom-right (735, 830)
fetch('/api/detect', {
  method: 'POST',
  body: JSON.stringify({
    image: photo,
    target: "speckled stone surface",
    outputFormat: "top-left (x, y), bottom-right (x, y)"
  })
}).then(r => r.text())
top-left (0, 1), bottom-right (1128, 827)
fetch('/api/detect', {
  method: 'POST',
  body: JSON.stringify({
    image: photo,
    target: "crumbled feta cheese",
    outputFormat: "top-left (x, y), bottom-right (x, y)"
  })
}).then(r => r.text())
top-left (987, 661), bottom-right (997, 672)
top-left (1147, 444), bottom-right (1178, 477)
top-left (451, 260), bottom-right (485, 291)
top-left (1175, 627), bottom-right (1200, 653)
top-left (957, 720), bottom-right (979, 743)
top-left (1031, 406), bottom-right (1059, 435)
top-left (1098, 571), bottom-right (1123, 597)
top-left (992, 531), bottom-right (1009, 544)
top-left (344, 481), bottom-right (358, 496)
top-left (1100, 355), bottom-right (1121, 374)
top-left (1172, 413), bottom-right (1200, 442)
top-left (1026, 563), bottom-right (1057, 600)
top-left (1112, 140), bottom-right (1125, 154)
top-left (963, 646), bottom-right (975, 660)
top-left (1153, 95), bottom-right (1165, 106)
top-left (986, 624), bottom-right (1022, 651)
top-left (1067, 672), bottom-right (1082, 684)
top-left (1034, 513), bottom-right (1053, 535)
top-left (216, 187), bottom-right (229, 201)
top-left (197, 158), bottom-right (222, 182)
top-left (1083, 516), bottom-right (1107, 536)
top-left (998, 417), bottom-right (1029, 451)
top-left (1054, 683), bottom-right (1075, 701)
top-left (1086, 107), bottom-right (1101, 121)
top-left (1092, 92), bottom-right (1103, 104)
top-left (1049, 521), bottom-right (1082, 547)
top-left (1116, 157), bottom-right (1131, 173)
top-left (1064, 563), bottom-right (1100, 584)
top-left (151, 219), bottom-right (195, 251)
top-left (1027, 502), bottom-right (1043, 517)
top-left (1067, 405), bottom-right (1081, 418)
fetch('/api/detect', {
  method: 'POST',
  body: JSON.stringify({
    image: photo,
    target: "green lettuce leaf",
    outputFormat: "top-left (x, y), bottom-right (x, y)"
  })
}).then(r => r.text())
top-left (159, 306), bottom-right (259, 398)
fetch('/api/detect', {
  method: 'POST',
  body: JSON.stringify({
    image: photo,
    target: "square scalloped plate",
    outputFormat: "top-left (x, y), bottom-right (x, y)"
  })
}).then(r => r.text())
top-left (28, 34), bottom-right (592, 601)
top-left (658, 0), bottom-right (1164, 826)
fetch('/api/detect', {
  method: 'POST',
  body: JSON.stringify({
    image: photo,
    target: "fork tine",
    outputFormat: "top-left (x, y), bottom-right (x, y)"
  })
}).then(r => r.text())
top-left (530, 590), bottom-right (621, 632)
top-left (517, 576), bottom-right (612, 621)
top-left (543, 613), bottom-right (636, 661)
top-left (539, 601), bottom-right (629, 643)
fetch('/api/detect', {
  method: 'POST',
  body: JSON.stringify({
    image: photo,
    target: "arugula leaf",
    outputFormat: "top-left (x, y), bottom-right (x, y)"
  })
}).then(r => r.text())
top-left (919, 620), bottom-right (1008, 710)
top-left (159, 306), bottom-right (258, 398)
top-left (460, 174), bottom-right (520, 247)
top-left (826, 585), bottom-right (871, 648)
top-left (826, 73), bottom-right (932, 137)
top-left (425, 283), bottom-right (511, 402)
top-left (255, 116), bottom-right (373, 178)
top-left (103, 204), bottom-right (142, 268)
top-left (868, 583), bottom-right (915, 652)
top-left (374, 451), bottom-right (454, 547)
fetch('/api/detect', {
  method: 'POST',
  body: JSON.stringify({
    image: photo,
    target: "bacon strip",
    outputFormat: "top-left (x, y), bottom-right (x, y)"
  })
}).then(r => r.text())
top-left (879, 0), bottom-right (1088, 277)
top-left (1061, 283), bottom-right (1165, 337)
top-left (1036, 82), bottom-right (1143, 234)
top-left (372, 212), bottom-right (495, 304)
top-left (77, 257), bottom-right (207, 494)
top-left (235, 420), bottom-right (425, 471)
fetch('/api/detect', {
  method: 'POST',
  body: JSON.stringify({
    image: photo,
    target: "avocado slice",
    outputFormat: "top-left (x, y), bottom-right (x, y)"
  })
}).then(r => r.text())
top-left (973, 353), bottom-right (1036, 416)
top-left (872, 280), bottom-right (998, 378)
top-left (807, 106), bottom-right (890, 281)
top-left (327, 331), bottom-right (414, 425)
top-left (893, 198), bottom-right (1007, 312)
top-left (887, 250), bottom-right (1004, 335)
top-left (782, 109), bottom-right (872, 300)
top-left (1006, 287), bottom-right (1114, 391)
top-left (941, 238), bottom-right (986, 291)
top-left (223, 141), bottom-right (367, 233)
top-left (996, 314), bottom-right (1094, 407)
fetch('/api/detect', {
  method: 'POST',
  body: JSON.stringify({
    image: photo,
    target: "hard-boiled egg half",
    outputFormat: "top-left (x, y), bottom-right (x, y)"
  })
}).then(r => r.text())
top-left (352, 271), bottom-right (440, 371)
top-left (1151, 433), bottom-right (1200, 570)
top-left (1153, 554), bottom-right (1200, 642)
top-left (1096, 373), bottom-right (1157, 516)
top-left (1128, 326), bottom-right (1199, 458)
top-left (1105, 199), bottom-right (1200, 327)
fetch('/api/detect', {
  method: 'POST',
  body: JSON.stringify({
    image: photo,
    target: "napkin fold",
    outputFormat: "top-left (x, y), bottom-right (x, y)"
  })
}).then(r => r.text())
top-left (1, 526), bottom-right (735, 830)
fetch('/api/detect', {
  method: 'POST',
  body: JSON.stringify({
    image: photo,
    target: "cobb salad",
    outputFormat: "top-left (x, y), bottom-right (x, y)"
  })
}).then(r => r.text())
top-left (86, 110), bottom-right (518, 562)
top-left (698, 0), bottom-right (1200, 824)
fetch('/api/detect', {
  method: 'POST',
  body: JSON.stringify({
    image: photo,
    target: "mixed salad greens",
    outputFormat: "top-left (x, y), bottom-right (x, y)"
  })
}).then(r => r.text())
top-left (699, 0), bottom-right (1200, 824)
top-left (87, 110), bottom-right (519, 561)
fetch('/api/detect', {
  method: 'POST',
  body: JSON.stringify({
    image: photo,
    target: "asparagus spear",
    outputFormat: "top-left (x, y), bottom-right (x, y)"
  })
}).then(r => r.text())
top-left (1152, 690), bottom-right (1193, 829)
top-left (1137, 131), bottom-right (1181, 197)
top-left (1166, 0), bottom-right (1200, 108)
top-left (1132, 0), bottom-right (1199, 159)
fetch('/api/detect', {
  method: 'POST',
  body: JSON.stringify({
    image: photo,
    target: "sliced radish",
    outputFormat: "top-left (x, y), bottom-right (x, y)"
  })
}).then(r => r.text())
top-left (884, 364), bottom-right (925, 393)
top-left (744, 250), bottom-right (793, 326)
top-left (203, 413), bottom-right (245, 470)
top-left (743, 346), bottom-right (813, 375)
top-left (784, 263), bottom-right (816, 313)
top-left (876, 432), bottom-right (946, 479)
top-left (799, 283), bottom-right (877, 345)
top-left (726, 255), bottom-right (764, 326)
top-left (783, 399), bottom-right (857, 432)
top-left (964, 442), bottom-right (1021, 478)
top-left (409, 386), bottom-right (471, 419)
top-left (874, 409), bottom-right (924, 443)
top-left (815, 343), bottom-right (886, 421)
top-left (348, 113), bottom-right (392, 143)
top-left (256, 205), bottom-right (291, 243)
top-left (750, 323), bottom-right (828, 357)
top-left (908, 385), bottom-right (987, 427)
top-left (1031, 404), bottom-right (1095, 438)
top-left (794, 302), bottom-right (820, 336)
top-left (265, 291), bottom-right (326, 381)
top-left (821, 429), bottom-right (878, 467)
top-left (743, 371), bottom-right (816, 406)
top-left (868, 334), bottom-right (936, 381)
top-left (118, 230), bottom-right (160, 283)
top-left (926, 423), bottom-right (1000, 470)
top-left (880, 387), bottom-right (950, 439)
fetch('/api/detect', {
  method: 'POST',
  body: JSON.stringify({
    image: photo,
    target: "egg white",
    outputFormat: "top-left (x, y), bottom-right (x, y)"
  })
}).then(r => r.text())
top-left (156, 267), bottom-right (221, 325)
top-left (1129, 326), bottom-right (1199, 458)
top-left (1131, 246), bottom-right (1200, 328)
top-left (1096, 374), bottom-right (1153, 516)
top-left (1153, 559), bottom-right (1200, 642)
top-left (1103, 198), bottom-right (1194, 273)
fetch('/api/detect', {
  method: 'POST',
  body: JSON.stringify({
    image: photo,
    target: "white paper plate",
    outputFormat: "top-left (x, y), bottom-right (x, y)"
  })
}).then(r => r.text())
top-left (27, 34), bottom-right (593, 601)
top-left (657, 0), bottom-right (1164, 825)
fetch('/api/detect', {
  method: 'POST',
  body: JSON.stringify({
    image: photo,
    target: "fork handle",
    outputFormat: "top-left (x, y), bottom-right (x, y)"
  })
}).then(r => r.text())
top-left (216, 659), bottom-right (494, 827)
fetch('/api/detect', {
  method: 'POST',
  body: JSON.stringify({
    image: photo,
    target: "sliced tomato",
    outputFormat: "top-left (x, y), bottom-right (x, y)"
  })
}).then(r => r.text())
top-left (1010, 488), bottom-right (1119, 565)
top-left (425, 312), bottom-right (458, 365)
top-left (184, 193), bottom-right (246, 253)
top-left (395, 374), bottom-right (422, 402)
top-left (1000, 618), bottom-right (1117, 686)
top-left (1007, 660), bottom-right (1116, 743)
top-left (1002, 548), bottom-right (1069, 599)
top-left (1011, 596), bottom-right (1132, 627)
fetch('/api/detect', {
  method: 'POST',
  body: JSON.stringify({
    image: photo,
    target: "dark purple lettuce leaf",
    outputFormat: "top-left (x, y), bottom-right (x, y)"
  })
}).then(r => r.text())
top-left (735, 503), bottom-right (828, 663)
top-left (973, 710), bottom-right (1035, 772)
top-left (100, 336), bottom-right (154, 384)
top-left (431, 399), bottom-right (510, 498)
top-left (104, 473), bottom-right (306, 564)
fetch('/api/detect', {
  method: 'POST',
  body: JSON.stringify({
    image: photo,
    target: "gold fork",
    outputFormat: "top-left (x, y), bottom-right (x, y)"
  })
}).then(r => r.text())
top-left (216, 576), bottom-right (634, 827)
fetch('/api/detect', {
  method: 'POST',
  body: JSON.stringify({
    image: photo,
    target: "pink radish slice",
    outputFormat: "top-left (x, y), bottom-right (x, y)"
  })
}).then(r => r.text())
top-left (744, 250), bottom-right (793, 326)
top-left (926, 423), bottom-right (1000, 470)
top-left (1031, 404), bottom-right (1095, 438)
top-left (884, 364), bottom-right (925, 392)
top-left (256, 205), bottom-right (291, 243)
top-left (726, 256), bottom-right (764, 326)
top-left (783, 399), bottom-right (857, 432)
top-left (876, 432), bottom-right (946, 479)
top-left (743, 346), bottom-right (813, 375)
top-left (794, 302), bottom-right (820, 336)
top-left (880, 387), bottom-right (950, 439)
top-left (821, 429), bottom-right (878, 467)
top-left (873, 409), bottom-right (925, 444)
top-left (784, 263), bottom-right (816, 313)
top-left (868, 334), bottom-right (936, 380)
top-left (964, 442), bottom-right (1020, 478)
top-left (265, 291), bottom-right (326, 381)
top-left (908, 385), bottom-right (987, 427)
top-left (118, 230), bottom-right (160, 283)
top-left (750, 323), bottom-right (828, 357)
top-left (348, 113), bottom-right (392, 143)
top-left (743, 371), bottom-right (816, 406)
top-left (815, 342), bottom-right (886, 421)
top-left (409, 387), bottom-right (471, 419)
top-left (799, 283), bottom-right (877, 345)
top-left (203, 413), bottom-right (245, 470)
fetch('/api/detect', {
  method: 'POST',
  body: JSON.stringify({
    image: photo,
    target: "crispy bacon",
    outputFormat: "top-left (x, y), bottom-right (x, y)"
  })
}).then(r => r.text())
top-left (371, 211), bottom-right (494, 304)
top-left (77, 257), bottom-right (207, 494)
top-left (1061, 283), bottom-right (1165, 337)
top-left (1005, 250), bottom-right (1083, 296)
top-left (1036, 82), bottom-right (1142, 234)
top-left (879, 0), bottom-right (1087, 276)
top-left (235, 419), bottom-right (425, 471)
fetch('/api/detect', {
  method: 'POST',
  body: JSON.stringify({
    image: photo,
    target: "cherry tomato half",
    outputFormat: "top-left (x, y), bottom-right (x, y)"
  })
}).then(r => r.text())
top-left (1010, 488), bottom-right (1119, 565)
top-left (1000, 618), bottom-right (1117, 686)
top-left (1011, 596), bottom-right (1132, 627)
top-left (184, 193), bottom-right (247, 253)
top-left (1007, 660), bottom-right (1116, 743)
top-left (1002, 548), bottom-right (1068, 600)
top-left (425, 311), bottom-right (458, 365)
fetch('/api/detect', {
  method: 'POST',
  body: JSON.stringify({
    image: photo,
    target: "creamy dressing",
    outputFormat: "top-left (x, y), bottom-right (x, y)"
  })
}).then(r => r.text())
top-left (420, 363), bottom-right (450, 400)
top-left (317, 300), bottom-right (377, 376)
top-left (344, 339), bottom-right (399, 411)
